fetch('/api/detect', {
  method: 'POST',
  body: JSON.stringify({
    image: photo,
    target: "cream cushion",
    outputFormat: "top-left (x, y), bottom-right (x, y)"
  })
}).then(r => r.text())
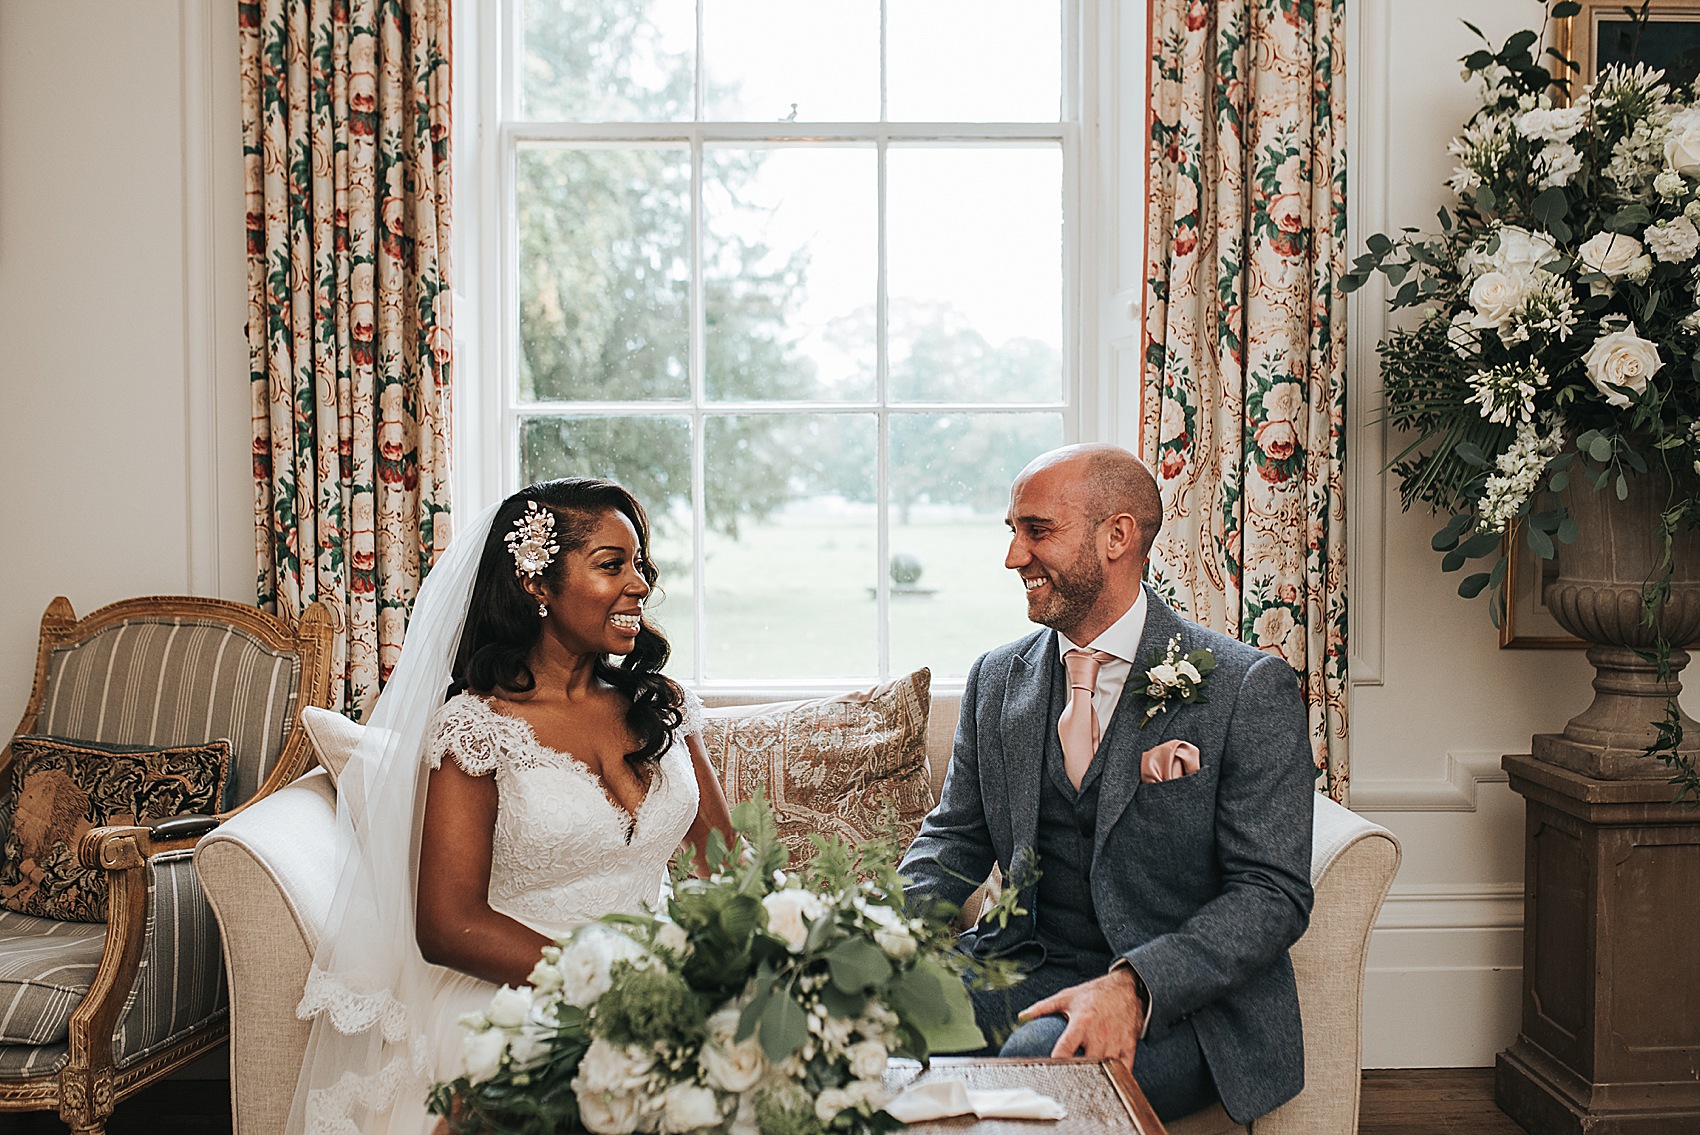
top-left (298, 706), bottom-right (363, 785)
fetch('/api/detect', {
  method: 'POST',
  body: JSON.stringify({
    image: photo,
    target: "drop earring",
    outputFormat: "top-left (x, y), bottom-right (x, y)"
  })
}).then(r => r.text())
top-left (538, 603), bottom-right (548, 618)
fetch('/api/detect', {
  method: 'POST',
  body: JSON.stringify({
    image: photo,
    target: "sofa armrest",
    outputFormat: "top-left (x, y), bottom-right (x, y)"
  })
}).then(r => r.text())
top-left (194, 770), bottom-right (339, 1135)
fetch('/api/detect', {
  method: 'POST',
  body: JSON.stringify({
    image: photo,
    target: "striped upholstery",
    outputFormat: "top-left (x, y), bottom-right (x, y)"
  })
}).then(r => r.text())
top-left (0, 1042), bottom-right (67, 1081)
top-left (36, 618), bottom-right (302, 807)
top-left (114, 852), bottom-right (227, 1067)
top-left (0, 911), bottom-right (107, 1046)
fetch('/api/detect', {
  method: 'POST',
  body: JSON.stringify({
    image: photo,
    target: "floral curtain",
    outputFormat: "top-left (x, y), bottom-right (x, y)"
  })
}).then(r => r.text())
top-left (242, 0), bottom-right (454, 720)
top-left (1141, 0), bottom-right (1349, 798)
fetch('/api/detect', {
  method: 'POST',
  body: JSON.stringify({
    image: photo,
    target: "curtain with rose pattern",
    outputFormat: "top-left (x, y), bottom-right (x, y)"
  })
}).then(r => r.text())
top-left (1142, 0), bottom-right (1350, 798)
top-left (242, 0), bottom-right (454, 720)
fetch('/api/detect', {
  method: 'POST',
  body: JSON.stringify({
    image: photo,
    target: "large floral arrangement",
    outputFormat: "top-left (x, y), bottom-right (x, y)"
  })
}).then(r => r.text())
top-left (1343, 2), bottom-right (1700, 780)
top-left (427, 800), bottom-right (1018, 1135)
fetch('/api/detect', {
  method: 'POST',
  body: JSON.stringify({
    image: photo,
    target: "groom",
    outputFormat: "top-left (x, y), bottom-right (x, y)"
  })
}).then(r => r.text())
top-left (900, 444), bottom-right (1315, 1124)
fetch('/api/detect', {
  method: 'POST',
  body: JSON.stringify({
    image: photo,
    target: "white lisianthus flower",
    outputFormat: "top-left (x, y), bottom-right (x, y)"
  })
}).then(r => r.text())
top-left (1176, 660), bottom-right (1203, 684)
top-left (507, 1023), bottom-right (552, 1070)
top-left (484, 985), bottom-right (534, 1030)
top-left (1583, 323), bottom-right (1664, 407)
top-left (1647, 216), bottom-right (1700, 263)
top-left (528, 957), bottom-right (565, 995)
top-left (577, 1088), bottom-right (649, 1135)
top-left (1577, 232), bottom-right (1647, 281)
top-left (699, 1005), bottom-right (767, 1093)
top-left (462, 1028), bottom-right (508, 1085)
top-left (874, 925), bottom-right (917, 960)
top-left (847, 1039), bottom-right (889, 1081)
top-left (557, 926), bottom-right (646, 1009)
top-left (1148, 663), bottom-right (1180, 688)
top-left (1536, 142), bottom-right (1583, 189)
top-left (1665, 106), bottom-right (1700, 176)
top-left (761, 889), bottom-right (826, 952)
top-left (659, 1083), bottom-right (722, 1134)
top-left (1516, 105), bottom-right (1587, 143)
top-left (1657, 168), bottom-right (1688, 200)
top-left (1468, 271), bottom-right (1528, 331)
top-left (815, 1088), bottom-right (852, 1124)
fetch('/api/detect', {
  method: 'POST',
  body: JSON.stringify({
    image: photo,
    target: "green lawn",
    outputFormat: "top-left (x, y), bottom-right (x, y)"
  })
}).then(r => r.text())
top-left (645, 511), bottom-right (1037, 683)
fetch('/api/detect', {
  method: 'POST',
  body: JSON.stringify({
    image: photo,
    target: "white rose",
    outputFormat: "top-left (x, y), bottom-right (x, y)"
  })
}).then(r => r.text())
top-left (815, 1087), bottom-right (851, 1124)
top-left (574, 1038), bottom-right (656, 1094)
top-left (461, 1027), bottom-right (507, 1085)
top-left (1462, 225), bottom-right (1559, 278)
top-left (1515, 105), bottom-right (1586, 143)
top-left (485, 985), bottom-right (533, 1030)
top-left (1646, 216), bottom-right (1700, 263)
top-left (653, 919), bottom-right (691, 956)
top-left (1582, 323), bottom-right (1663, 407)
top-left (1577, 232), bottom-right (1647, 280)
top-left (762, 889), bottom-right (825, 952)
top-left (1468, 270), bottom-right (1529, 330)
top-left (577, 1089), bottom-right (648, 1135)
top-left (1176, 660), bottom-right (1203, 684)
top-left (847, 1039), bottom-right (889, 1081)
top-left (660, 1083), bottom-right (722, 1133)
top-left (1665, 106), bottom-right (1700, 177)
top-left (1147, 663), bottom-right (1180, 688)
top-left (699, 1006), bottom-right (766, 1093)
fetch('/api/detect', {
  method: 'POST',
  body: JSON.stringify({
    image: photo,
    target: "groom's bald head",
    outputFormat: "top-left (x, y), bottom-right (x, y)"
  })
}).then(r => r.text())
top-left (1017, 444), bottom-right (1163, 561)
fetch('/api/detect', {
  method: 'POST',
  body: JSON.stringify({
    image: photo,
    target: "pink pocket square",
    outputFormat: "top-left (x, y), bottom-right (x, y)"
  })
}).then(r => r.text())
top-left (1141, 739), bottom-right (1201, 784)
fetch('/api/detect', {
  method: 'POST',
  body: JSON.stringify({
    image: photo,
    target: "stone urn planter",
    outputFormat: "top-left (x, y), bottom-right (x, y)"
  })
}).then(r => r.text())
top-left (1530, 468), bottom-right (1700, 779)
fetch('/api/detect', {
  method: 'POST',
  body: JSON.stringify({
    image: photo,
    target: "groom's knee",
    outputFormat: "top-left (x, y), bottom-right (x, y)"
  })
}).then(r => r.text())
top-left (997, 1014), bottom-right (1068, 1058)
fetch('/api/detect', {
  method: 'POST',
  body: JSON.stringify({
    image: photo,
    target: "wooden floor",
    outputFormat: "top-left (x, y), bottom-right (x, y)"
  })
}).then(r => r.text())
top-left (0, 1068), bottom-right (1529, 1134)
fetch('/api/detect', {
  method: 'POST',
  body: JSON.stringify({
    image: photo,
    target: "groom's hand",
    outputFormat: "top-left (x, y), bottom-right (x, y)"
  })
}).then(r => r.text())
top-left (1018, 969), bottom-right (1146, 1069)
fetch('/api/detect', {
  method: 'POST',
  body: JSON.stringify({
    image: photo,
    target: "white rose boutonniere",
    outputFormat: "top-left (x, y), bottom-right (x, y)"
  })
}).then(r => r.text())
top-left (1138, 635), bottom-right (1216, 726)
top-left (1582, 322), bottom-right (1664, 407)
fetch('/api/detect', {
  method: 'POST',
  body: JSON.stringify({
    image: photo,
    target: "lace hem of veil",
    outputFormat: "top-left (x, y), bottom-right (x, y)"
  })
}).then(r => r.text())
top-left (297, 966), bottom-right (434, 1134)
top-left (298, 965), bottom-right (414, 1044)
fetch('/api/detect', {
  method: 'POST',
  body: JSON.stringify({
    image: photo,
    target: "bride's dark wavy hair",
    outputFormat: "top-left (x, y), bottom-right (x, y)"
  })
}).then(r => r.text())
top-left (448, 478), bottom-right (683, 769)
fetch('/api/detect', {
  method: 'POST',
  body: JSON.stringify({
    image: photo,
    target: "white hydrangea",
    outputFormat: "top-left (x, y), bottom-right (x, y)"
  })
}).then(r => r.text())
top-left (1478, 416), bottom-right (1566, 534)
top-left (1646, 215), bottom-right (1700, 263)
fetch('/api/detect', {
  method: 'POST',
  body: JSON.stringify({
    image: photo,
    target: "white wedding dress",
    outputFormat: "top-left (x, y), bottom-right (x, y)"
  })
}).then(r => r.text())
top-left (299, 689), bottom-right (702, 1135)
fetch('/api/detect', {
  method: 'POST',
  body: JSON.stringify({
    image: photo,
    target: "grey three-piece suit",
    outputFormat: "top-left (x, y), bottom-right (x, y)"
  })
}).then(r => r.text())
top-left (899, 584), bottom-right (1316, 1124)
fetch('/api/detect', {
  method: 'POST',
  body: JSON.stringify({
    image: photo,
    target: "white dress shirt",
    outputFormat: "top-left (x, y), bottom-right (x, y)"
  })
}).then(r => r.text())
top-left (1057, 587), bottom-right (1149, 735)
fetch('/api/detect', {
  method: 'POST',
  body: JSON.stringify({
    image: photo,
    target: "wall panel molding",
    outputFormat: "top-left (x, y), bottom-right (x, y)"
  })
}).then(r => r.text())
top-left (1350, 749), bottom-right (1510, 812)
top-left (180, 0), bottom-right (221, 595)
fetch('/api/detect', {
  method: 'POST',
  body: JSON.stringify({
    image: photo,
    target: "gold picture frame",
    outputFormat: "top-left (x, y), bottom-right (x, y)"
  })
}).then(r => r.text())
top-left (1499, 535), bottom-right (1583, 649)
top-left (1552, 1), bottom-right (1700, 92)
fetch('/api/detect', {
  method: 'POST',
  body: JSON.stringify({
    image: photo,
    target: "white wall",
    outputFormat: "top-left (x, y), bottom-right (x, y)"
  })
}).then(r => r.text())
top-left (0, 0), bottom-right (251, 735)
top-left (0, 0), bottom-right (1691, 1072)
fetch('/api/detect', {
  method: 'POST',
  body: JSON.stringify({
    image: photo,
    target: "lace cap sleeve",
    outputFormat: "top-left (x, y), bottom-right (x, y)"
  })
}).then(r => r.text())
top-left (425, 694), bottom-right (513, 776)
top-left (679, 685), bottom-right (705, 736)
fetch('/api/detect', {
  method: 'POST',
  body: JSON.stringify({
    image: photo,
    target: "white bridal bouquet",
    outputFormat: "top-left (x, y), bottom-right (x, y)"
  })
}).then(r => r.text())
top-left (428, 800), bottom-right (1020, 1135)
top-left (1342, 2), bottom-right (1700, 781)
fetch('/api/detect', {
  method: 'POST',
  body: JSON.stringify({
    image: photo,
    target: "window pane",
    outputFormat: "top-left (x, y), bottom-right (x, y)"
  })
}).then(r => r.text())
top-left (520, 415), bottom-right (697, 676)
top-left (887, 0), bottom-right (1062, 122)
top-left (702, 0), bottom-right (878, 121)
top-left (517, 146), bottom-right (691, 402)
top-left (887, 411), bottom-right (1063, 679)
top-left (703, 414), bottom-right (876, 677)
top-left (521, 0), bottom-right (695, 121)
top-left (887, 148), bottom-right (1063, 403)
top-left (704, 147), bottom-right (877, 402)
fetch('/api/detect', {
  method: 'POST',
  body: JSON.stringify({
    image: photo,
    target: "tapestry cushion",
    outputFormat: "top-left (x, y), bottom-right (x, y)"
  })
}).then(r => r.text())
top-left (0, 736), bottom-right (230, 922)
top-left (700, 669), bottom-right (933, 865)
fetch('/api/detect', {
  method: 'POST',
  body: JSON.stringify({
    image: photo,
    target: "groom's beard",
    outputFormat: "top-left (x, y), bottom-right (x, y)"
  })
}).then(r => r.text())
top-left (1029, 541), bottom-right (1106, 634)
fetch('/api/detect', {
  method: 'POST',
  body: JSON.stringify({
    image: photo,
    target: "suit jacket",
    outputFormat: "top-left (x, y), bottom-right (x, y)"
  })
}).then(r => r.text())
top-left (900, 584), bottom-right (1315, 1124)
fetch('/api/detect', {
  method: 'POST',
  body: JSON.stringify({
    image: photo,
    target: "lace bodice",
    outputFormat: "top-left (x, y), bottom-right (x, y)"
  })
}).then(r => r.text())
top-left (424, 690), bottom-right (702, 934)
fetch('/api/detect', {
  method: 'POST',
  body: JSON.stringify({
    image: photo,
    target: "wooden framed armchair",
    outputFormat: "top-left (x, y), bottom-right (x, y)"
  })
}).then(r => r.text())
top-left (0, 595), bottom-right (336, 1134)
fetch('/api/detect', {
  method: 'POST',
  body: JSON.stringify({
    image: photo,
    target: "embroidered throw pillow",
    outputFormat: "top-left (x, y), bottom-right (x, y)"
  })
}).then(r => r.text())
top-left (0, 735), bottom-right (230, 922)
top-left (700, 669), bottom-right (932, 866)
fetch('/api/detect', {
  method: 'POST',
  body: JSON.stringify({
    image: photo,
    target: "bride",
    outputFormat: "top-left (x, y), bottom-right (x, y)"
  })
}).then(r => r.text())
top-left (287, 478), bottom-right (735, 1135)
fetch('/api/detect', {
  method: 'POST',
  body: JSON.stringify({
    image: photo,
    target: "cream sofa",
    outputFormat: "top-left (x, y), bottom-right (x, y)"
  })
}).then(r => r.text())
top-left (194, 693), bottom-right (1398, 1135)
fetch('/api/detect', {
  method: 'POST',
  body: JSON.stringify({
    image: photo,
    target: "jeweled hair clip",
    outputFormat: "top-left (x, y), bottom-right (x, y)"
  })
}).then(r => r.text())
top-left (505, 501), bottom-right (560, 578)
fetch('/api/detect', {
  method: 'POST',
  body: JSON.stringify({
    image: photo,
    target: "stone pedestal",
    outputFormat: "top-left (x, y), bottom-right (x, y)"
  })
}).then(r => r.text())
top-left (1497, 754), bottom-right (1700, 1135)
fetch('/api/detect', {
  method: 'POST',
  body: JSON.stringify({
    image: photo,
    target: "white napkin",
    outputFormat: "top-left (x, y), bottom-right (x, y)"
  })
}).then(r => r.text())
top-left (883, 1079), bottom-right (1068, 1122)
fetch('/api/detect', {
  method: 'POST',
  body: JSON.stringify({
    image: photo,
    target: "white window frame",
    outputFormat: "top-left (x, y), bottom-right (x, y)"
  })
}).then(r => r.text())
top-left (454, 0), bottom-right (1141, 691)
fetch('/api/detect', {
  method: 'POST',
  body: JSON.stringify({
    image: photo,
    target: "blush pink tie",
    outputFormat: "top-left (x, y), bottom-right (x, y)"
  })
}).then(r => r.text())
top-left (1059, 648), bottom-right (1116, 789)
